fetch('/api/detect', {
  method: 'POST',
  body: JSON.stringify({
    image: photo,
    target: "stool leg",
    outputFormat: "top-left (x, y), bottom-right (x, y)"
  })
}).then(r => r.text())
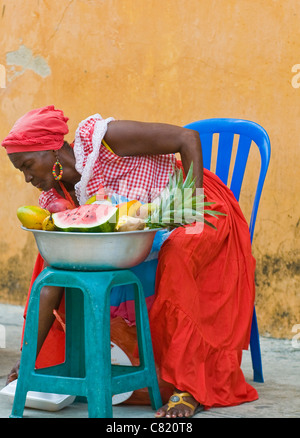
top-left (83, 281), bottom-right (113, 418)
top-left (10, 281), bottom-right (41, 418)
top-left (133, 281), bottom-right (162, 410)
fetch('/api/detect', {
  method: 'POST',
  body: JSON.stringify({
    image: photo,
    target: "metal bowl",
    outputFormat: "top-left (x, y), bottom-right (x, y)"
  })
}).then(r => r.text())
top-left (22, 226), bottom-right (161, 271)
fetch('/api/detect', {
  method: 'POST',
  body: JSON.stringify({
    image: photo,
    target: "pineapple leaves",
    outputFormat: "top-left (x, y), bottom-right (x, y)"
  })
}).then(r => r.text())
top-left (146, 162), bottom-right (226, 230)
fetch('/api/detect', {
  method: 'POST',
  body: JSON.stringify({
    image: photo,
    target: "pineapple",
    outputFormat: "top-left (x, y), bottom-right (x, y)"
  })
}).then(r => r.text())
top-left (145, 162), bottom-right (224, 230)
top-left (116, 162), bottom-right (225, 232)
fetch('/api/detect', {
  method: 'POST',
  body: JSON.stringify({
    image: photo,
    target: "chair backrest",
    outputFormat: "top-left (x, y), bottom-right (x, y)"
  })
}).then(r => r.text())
top-left (184, 118), bottom-right (271, 242)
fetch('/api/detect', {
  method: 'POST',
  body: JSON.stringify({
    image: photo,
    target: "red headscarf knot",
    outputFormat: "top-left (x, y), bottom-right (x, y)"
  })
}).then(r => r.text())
top-left (1, 105), bottom-right (69, 154)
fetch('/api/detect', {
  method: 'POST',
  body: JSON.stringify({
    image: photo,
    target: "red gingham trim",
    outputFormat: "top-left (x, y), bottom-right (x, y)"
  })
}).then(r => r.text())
top-left (39, 188), bottom-right (63, 209)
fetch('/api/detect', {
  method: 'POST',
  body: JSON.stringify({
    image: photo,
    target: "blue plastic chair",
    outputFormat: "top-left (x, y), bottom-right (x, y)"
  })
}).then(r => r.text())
top-left (184, 118), bottom-right (271, 383)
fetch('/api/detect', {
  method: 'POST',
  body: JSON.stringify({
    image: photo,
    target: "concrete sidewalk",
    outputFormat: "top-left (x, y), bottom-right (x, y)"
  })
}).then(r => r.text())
top-left (0, 303), bottom-right (299, 418)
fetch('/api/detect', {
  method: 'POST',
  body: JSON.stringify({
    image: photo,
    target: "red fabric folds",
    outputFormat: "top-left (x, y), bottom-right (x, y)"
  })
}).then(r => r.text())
top-left (149, 169), bottom-right (258, 407)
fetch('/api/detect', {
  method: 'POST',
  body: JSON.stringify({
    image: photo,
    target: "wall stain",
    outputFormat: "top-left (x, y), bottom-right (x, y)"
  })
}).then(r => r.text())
top-left (6, 45), bottom-right (51, 81)
top-left (255, 251), bottom-right (300, 339)
top-left (0, 236), bottom-right (37, 305)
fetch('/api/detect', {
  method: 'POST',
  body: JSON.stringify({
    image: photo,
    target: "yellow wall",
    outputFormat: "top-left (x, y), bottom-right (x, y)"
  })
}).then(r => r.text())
top-left (0, 0), bottom-right (299, 338)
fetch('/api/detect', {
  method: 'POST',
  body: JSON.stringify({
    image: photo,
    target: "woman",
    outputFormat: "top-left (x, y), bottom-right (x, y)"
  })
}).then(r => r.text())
top-left (2, 105), bottom-right (258, 417)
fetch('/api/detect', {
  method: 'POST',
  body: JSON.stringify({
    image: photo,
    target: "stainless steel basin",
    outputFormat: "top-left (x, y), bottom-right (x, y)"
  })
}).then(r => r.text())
top-left (23, 227), bottom-right (161, 271)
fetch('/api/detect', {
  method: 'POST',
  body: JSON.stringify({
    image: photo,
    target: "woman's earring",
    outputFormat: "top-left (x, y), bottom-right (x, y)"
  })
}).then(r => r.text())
top-left (52, 158), bottom-right (63, 181)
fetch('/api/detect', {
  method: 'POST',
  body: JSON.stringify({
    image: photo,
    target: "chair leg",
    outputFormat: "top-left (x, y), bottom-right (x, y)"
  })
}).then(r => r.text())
top-left (250, 307), bottom-right (264, 383)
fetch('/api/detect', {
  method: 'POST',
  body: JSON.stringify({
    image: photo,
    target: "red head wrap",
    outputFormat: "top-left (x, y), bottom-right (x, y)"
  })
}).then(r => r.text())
top-left (1, 105), bottom-right (69, 154)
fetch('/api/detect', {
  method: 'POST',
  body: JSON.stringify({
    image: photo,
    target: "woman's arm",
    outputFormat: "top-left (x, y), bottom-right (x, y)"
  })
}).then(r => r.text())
top-left (104, 120), bottom-right (203, 188)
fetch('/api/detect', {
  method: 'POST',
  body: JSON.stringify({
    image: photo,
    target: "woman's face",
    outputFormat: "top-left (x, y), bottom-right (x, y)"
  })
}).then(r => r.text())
top-left (9, 150), bottom-right (57, 192)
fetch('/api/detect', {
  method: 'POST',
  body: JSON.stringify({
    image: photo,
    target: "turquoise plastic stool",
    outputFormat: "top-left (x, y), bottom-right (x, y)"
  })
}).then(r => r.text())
top-left (10, 267), bottom-right (162, 418)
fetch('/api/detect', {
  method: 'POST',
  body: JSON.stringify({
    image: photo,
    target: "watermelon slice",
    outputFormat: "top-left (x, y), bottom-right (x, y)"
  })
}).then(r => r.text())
top-left (52, 204), bottom-right (119, 232)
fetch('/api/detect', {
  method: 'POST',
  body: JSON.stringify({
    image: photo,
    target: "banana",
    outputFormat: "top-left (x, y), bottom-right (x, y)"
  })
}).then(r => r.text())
top-left (42, 214), bottom-right (56, 231)
top-left (127, 201), bottom-right (142, 217)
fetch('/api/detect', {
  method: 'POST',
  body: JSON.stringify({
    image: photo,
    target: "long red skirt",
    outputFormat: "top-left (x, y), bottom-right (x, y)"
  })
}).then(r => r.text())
top-left (149, 169), bottom-right (258, 407)
top-left (22, 168), bottom-right (258, 408)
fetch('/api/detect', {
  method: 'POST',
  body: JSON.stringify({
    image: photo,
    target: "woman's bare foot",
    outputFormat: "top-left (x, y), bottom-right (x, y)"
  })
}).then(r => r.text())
top-left (155, 390), bottom-right (203, 418)
top-left (6, 359), bottom-right (20, 385)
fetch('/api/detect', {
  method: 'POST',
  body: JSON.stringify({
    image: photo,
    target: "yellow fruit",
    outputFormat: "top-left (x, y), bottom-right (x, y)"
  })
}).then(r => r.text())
top-left (127, 201), bottom-right (142, 217)
top-left (135, 203), bottom-right (158, 219)
top-left (17, 206), bottom-right (50, 230)
top-left (85, 195), bottom-right (112, 205)
top-left (85, 195), bottom-right (96, 205)
top-left (116, 215), bottom-right (145, 232)
top-left (117, 200), bottom-right (139, 217)
top-left (42, 215), bottom-right (56, 231)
